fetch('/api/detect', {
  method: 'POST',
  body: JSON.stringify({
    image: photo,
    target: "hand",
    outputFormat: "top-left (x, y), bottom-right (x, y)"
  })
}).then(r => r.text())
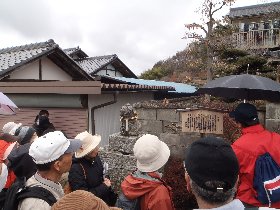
top-left (103, 178), bottom-right (111, 187)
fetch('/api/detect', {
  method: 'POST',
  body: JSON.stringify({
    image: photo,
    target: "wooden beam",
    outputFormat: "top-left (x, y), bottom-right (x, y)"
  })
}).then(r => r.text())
top-left (39, 59), bottom-right (42, 80)
top-left (0, 81), bottom-right (101, 94)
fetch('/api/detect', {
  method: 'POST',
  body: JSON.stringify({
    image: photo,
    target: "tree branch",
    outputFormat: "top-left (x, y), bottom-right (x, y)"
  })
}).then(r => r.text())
top-left (211, 2), bottom-right (226, 16)
top-left (185, 23), bottom-right (207, 34)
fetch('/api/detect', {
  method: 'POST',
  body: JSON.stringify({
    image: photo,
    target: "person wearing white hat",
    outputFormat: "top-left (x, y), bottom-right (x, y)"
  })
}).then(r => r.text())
top-left (117, 134), bottom-right (174, 210)
top-left (17, 131), bottom-right (82, 210)
top-left (68, 131), bottom-right (116, 206)
top-left (2, 122), bottom-right (22, 135)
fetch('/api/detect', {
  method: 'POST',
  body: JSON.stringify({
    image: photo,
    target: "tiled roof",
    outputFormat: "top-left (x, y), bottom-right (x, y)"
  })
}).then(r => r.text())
top-left (64, 47), bottom-right (78, 55)
top-left (64, 47), bottom-right (88, 59)
top-left (0, 39), bottom-right (57, 74)
top-left (103, 76), bottom-right (197, 94)
top-left (0, 40), bottom-right (92, 80)
top-left (76, 55), bottom-right (117, 75)
top-left (101, 83), bottom-right (175, 91)
top-left (229, 1), bottom-right (280, 19)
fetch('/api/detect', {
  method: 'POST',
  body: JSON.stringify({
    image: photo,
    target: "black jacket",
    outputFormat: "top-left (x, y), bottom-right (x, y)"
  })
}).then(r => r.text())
top-left (68, 155), bottom-right (112, 203)
top-left (32, 115), bottom-right (55, 137)
top-left (8, 143), bottom-right (37, 179)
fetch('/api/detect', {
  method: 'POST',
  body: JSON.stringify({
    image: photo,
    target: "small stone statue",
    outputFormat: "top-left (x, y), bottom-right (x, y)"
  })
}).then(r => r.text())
top-left (120, 103), bottom-right (139, 136)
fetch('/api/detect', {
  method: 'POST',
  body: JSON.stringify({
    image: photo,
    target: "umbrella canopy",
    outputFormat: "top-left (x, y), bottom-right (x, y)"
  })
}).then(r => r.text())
top-left (0, 92), bottom-right (18, 115)
top-left (196, 74), bottom-right (280, 102)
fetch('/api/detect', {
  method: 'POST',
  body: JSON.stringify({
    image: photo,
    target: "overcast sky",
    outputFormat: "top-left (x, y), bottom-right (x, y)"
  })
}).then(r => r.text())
top-left (0, 0), bottom-right (276, 76)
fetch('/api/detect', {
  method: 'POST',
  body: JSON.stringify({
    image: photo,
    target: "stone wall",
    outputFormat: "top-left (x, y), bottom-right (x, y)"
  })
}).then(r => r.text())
top-left (99, 108), bottom-right (201, 192)
top-left (101, 103), bottom-right (271, 194)
top-left (137, 107), bottom-right (201, 158)
top-left (266, 102), bottom-right (280, 132)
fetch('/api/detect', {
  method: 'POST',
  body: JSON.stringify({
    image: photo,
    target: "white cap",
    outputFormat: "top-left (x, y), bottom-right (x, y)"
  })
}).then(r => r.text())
top-left (2, 122), bottom-right (22, 135)
top-left (29, 131), bottom-right (82, 164)
top-left (133, 134), bottom-right (170, 172)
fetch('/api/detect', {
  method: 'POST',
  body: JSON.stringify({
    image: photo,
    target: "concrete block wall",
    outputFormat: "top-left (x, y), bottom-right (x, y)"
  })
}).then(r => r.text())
top-left (136, 108), bottom-right (181, 135)
top-left (136, 108), bottom-right (201, 159)
top-left (266, 103), bottom-right (280, 132)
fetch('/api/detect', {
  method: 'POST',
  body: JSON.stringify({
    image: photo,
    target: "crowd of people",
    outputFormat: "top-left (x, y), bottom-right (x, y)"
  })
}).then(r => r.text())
top-left (0, 104), bottom-right (278, 210)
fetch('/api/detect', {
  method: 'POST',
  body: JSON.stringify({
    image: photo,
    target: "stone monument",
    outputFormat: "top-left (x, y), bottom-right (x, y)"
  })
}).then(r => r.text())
top-left (100, 103), bottom-right (142, 192)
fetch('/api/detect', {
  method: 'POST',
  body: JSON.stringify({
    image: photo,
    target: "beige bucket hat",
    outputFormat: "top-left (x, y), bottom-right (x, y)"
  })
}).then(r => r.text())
top-left (75, 131), bottom-right (101, 158)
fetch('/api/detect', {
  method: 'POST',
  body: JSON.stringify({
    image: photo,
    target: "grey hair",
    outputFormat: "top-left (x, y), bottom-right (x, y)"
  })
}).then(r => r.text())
top-left (190, 179), bottom-right (236, 205)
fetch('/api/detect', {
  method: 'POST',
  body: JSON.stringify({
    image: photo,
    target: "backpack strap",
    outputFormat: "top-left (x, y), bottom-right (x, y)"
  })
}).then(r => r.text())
top-left (17, 186), bottom-right (57, 206)
top-left (79, 163), bottom-right (87, 180)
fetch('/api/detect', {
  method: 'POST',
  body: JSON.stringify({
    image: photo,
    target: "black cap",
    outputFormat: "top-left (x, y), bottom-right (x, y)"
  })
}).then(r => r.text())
top-left (184, 137), bottom-right (239, 192)
top-left (229, 103), bottom-right (259, 125)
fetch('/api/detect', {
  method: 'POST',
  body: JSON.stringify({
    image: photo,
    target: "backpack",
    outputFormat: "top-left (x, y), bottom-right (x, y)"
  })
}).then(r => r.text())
top-left (115, 192), bottom-right (140, 210)
top-left (253, 152), bottom-right (280, 207)
top-left (2, 178), bottom-right (56, 210)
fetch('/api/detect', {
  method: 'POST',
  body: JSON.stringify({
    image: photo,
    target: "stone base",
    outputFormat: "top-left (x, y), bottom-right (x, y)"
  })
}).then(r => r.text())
top-left (99, 151), bottom-right (137, 193)
top-left (109, 133), bottom-right (141, 154)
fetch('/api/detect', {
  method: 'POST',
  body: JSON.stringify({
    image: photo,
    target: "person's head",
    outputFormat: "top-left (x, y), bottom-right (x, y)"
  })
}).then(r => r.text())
top-left (39, 110), bottom-right (49, 117)
top-left (15, 126), bottom-right (37, 145)
top-left (2, 122), bottom-right (22, 135)
top-left (51, 190), bottom-right (121, 210)
top-left (29, 131), bottom-right (82, 176)
top-left (75, 131), bottom-right (101, 160)
top-left (34, 110), bottom-right (50, 123)
top-left (184, 137), bottom-right (239, 207)
top-left (7, 143), bottom-right (37, 179)
top-left (133, 134), bottom-right (170, 172)
top-left (229, 103), bottom-right (259, 128)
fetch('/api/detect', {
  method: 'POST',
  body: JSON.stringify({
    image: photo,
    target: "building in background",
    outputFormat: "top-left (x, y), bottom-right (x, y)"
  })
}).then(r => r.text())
top-left (0, 39), bottom-right (196, 145)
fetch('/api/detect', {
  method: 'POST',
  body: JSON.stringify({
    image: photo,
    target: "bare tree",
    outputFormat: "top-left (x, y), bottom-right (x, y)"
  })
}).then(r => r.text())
top-left (185, 0), bottom-right (236, 82)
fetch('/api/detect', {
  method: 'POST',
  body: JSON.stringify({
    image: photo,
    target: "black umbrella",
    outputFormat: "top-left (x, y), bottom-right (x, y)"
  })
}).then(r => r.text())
top-left (196, 74), bottom-right (280, 101)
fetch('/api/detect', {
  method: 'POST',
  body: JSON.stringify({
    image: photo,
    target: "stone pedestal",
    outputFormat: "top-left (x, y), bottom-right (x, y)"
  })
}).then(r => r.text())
top-left (108, 133), bottom-right (139, 154)
top-left (100, 133), bottom-right (140, 192)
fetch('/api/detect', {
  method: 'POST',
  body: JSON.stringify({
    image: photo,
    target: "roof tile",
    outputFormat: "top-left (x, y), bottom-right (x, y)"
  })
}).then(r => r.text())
top-left (76, 54), bottom-right (117, 75)
top-left (229, 2), bottom-right (280, 19)
top-left (0, 39), bottom-right (57, 72)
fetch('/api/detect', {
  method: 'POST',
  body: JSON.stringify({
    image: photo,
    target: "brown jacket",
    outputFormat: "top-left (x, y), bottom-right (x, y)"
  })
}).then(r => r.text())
top-left (121, 171), bottom-right (174, 210)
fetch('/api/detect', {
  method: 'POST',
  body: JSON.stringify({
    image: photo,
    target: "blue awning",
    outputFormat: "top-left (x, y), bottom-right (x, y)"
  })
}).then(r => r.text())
top-left (107, 76), bottom-right (197, 93)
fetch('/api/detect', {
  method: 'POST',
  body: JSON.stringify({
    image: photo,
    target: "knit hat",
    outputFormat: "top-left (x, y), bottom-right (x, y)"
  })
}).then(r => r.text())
top-left (2, 122), bottom-right (22, 135)
top-left (184, 137), bottom-right (239, 192)
top-left (133, 134), bottom-right (170, 172)
top-left (229, 103), bottom-right (259, 125)
top-left (75, 131), bottom-right (101, 158)
top-left (29, 131), bottom-right (82, 164)
top-left (51, 190), bottom-right (121, 210)
top-left (15, 126), bottom-right (36, 145)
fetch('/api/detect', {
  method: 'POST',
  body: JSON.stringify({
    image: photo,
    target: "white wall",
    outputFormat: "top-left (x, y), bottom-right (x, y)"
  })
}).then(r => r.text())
top-left (10, 57), bottom-right (72, 81)
top-left (42, 58), bottom-right (72, 81)
top-left (10, 60), bottom-right (40, 79)
top-left (95, 64), bottom-right (123, 77)
top-left (88, 92), bottom-right (154, 146)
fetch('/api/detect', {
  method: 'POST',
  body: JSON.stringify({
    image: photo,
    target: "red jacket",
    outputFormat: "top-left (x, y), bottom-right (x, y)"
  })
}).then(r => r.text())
top-left (232, 124), bottom-right (280, 208)
top-left (121, 172), bottom-right (175, 210)
top-left (0, 140), bottom-right (16, 189)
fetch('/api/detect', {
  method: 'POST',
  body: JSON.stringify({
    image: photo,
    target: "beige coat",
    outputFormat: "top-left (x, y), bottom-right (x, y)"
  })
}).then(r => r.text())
top-left (18, 172), bottom-right (64, 210)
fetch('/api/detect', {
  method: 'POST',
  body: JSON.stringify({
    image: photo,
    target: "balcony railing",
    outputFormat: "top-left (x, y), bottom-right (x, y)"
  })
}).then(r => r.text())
top-left (233, 28), bottom-right (280, 49)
